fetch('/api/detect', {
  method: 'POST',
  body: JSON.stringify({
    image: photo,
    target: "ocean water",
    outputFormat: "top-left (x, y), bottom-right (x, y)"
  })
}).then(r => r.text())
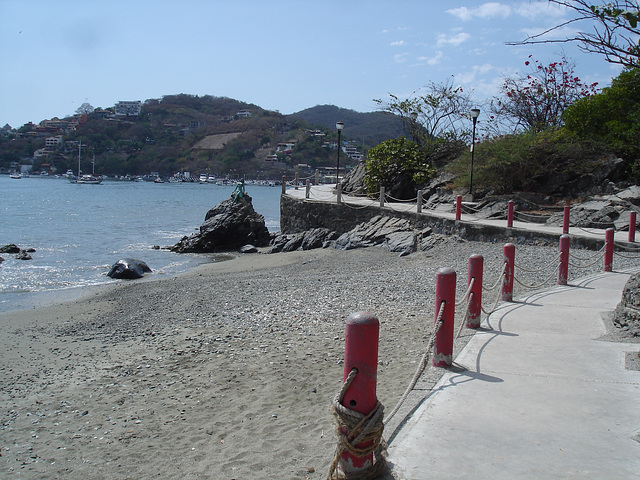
top-left (0, 176), bottom-right (281, 313)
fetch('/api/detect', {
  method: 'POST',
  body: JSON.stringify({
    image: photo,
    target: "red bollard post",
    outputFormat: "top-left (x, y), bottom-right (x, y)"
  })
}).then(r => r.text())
top-left (467, 255), bottom-right (484, 328)
top-left (433, 267), bottom-right (456, 367)
top-left (604, 228), bottom-right (614, 272)
top-left (558, 234), bottom-right (570, 285)
top-left (455, 195), bottom-right (462, 221)
top-left (563, 205), bottom-right (570, 234)
top-left (341, 312), bottom-right (379, 474)
top-left (502, 243), bottom-right (515, 302)
top-left (629, 211), bottom-right (636, 243)
top-left (507, 200), bottom-right (514, 228)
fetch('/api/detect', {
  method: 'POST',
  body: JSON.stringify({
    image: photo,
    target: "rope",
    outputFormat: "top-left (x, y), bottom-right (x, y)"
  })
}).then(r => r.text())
top-left (613, 250), bottom-right (640, 259)
top-left (513, 263), bottom-right (560, 289)
top-left (569, 249), bottom-right (606, 268)
top-left (482, 261), bottom-right (507, 292)
top-left (328, 369), bottom-right (387, 480)
top-left (569, 245), bottom-right (605, 260)
top-left (481, 279), bottom-right (505, 315)
top-left (383, 301), bottom-right (446, 426)
top-left (455, 277), bottom-right (475, 307)
top-left (614, 241), bottom-right (640, 251)
top-left (384, 193), bottom-right (418, 203)
top-left (455, 291), bottom-right (474, 339)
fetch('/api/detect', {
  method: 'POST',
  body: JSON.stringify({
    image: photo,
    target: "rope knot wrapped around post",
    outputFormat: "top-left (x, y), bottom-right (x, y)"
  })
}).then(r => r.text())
top-left (328, 369), bottom-right (387, 479)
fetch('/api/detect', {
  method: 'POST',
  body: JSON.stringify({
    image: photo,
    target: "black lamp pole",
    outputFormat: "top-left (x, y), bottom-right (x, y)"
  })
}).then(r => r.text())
top-left (336, 121), bottom-right (344, 188)
top-left (469, 108), bottom-right (480, 198)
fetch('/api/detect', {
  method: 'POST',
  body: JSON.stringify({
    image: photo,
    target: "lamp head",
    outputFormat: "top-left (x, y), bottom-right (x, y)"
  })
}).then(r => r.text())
top-left (336, 121), bottom-right (344, 131)
top-left (470, 108), bottom-right (480, 119)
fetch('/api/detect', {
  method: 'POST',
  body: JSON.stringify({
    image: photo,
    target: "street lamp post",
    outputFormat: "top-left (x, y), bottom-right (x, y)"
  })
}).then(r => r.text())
top-left (469, 108), bottom-right (480, 199)
top-left (336, 121), bottom-right (344, 187)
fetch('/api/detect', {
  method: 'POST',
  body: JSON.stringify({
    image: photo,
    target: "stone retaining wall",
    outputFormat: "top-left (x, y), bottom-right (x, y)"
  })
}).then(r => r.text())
top-left (280, 194), bottom-right (608, 250)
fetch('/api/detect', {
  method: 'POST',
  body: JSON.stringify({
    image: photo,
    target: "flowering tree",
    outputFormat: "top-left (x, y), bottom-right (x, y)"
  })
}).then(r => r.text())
top-left (491, 56), bottom-right (599, 132)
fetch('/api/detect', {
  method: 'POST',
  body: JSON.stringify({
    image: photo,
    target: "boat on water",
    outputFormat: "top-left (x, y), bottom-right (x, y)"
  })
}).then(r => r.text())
top-left (153, 176), bottom-right (165, 183)
top-left (199, 173), bottom-right (208, 183)
top-left (70, 143), bottom-right (102, 184)
top-left (9, 172), bottom-right (21, 179)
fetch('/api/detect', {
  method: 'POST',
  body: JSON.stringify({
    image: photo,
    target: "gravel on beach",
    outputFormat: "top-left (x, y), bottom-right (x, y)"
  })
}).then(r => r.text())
top-left (1, 237), bottom-right (638, 479)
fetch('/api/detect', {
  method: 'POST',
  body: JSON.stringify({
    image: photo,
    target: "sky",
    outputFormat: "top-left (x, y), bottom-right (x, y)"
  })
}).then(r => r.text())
top-left (0, 0), bottom-right (626, 128)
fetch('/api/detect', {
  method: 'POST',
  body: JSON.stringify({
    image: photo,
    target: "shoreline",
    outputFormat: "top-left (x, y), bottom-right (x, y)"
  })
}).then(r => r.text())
top-left (1, 241), bottom-right (637, 479)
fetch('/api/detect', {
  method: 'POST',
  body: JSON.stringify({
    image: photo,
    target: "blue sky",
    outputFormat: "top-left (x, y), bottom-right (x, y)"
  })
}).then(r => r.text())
top-left (0, 0), bottom-right (625, 128)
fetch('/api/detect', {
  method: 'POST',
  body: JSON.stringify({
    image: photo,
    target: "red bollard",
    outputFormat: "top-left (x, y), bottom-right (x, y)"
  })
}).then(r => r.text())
top-left (341, 312), bottom-right (379, 474)
top-left (467, 255), bottom-right (483, 328)
top-left (558, 234), bottom-right (570, 285)
top-left (455, 195), bottom-right (462, 221)
top-left (433, 267), bottom-right (456, 367)
top-left (563, 205), bottom-right (570, 234)
top-left (604, 228), bottom-right (614, 272)
top-left (502, 243), bottom-right (515, 302)
top-left (507, 200), bottom-right (514, 228)
top-left (629, 211), bottom-right (636, 243)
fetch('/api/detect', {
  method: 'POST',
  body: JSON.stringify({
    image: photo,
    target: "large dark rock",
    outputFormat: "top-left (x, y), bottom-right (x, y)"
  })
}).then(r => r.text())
top-left (612, 273), bottom-right (640, 338)
top-left (172, 194), bottom-right (271, 253)
top-left (0, 244), bottom-right (20, 254)
top-left (107, 258), bottom-right (152, 280)
top-left (334, 215), bottom-right (417, 253)
top-left (268, 228), bottom-right (337, 253)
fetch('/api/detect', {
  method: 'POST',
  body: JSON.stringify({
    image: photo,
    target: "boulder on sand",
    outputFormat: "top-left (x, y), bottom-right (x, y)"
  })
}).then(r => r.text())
top-left (171, 193), bottom-right (271, 253)
top-left (107, 258), bottom-right (152, 280)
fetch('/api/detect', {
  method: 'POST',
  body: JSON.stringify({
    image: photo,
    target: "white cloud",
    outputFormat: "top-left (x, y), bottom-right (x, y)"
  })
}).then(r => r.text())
top-left (446, 3), bottom-right (511, 21)
top-left (416, 51), bottom-right (444, 66)
top-left (520, 25), bottom-right (580, 41)
top-left (436, 32), bottom-right (471, 47)
top-left (393, 52), bottom-right (409, 63)
top-left (390, 40), bottom-right (406, 46)
top-left (515, 2), bottom-right (567, 20)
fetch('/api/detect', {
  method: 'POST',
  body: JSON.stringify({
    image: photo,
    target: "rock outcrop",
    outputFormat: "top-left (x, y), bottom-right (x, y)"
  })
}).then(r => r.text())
top-left (172, 194), bottom-right (271, 253)
top-left (612, 273), bottom-right (640, 338)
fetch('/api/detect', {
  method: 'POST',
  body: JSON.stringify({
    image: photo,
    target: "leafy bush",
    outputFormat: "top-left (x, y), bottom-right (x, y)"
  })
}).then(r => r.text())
top-left (364, 137), bottom-right (435, 197)
top-left (563, 67), bottom-right (640, 163)
top-left (449, 129), bottom-right (609, 194)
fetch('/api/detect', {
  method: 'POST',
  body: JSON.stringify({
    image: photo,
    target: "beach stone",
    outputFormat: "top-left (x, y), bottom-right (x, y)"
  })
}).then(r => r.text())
top-left (172, 194), bottom-right (271, 253)
top-left (268, 228), bottom-right (337, 253)
top-left (239, 244), bottom-right (258, 254)
top-left (0, 244), bottom-right (20, 254)
top-left (107, 258), bottom-right (152, 280)
top-left (612, 273), bottom-right (640, 337)
top-left (16, 251), bottom-right (32, 260)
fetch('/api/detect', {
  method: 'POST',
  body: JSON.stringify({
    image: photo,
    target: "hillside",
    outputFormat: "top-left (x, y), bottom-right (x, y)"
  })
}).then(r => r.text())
top-left (289, 104), bottom-right (405, 149)
top-left (0, 96), bottom-right (404, 180)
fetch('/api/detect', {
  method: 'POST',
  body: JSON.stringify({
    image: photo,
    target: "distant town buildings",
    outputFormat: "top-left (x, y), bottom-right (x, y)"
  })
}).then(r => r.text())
top-left (115, 101), bottom-right (142, 116)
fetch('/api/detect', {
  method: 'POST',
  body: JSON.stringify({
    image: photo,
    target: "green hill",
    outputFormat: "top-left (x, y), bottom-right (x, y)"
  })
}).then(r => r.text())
top-left (1, 95), bottom-right (404, 179)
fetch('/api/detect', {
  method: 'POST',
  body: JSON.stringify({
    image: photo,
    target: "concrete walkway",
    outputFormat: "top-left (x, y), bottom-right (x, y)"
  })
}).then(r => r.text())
top-left (285, 185), bottom-right (638, 247)
top-left (387, 269), bottom-right (640, 479)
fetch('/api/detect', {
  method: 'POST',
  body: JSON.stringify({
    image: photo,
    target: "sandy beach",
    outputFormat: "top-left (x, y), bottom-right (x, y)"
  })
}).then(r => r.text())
top-left (0, 239), bottom-right (632, 479)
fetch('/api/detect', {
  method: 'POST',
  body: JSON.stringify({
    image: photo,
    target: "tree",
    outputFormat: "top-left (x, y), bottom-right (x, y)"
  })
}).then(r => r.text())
top-left (491, 56), bottom-right (599, 132)
top-left (510, 1), bottom-right (639, 68)
top-left (374, 78), bottom-right (473, 143)
top-left (563, 67), bottom-right (640, 159)
top-left (76, 102), bottom-right (95, 115)
top-left (364, 137), bottom-right (434, 199)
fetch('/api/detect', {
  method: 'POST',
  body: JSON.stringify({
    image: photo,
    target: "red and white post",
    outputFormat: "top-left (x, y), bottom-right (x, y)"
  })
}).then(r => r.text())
top-left (604, 228), bottom-right (614, 272)
top-left (466, 254), bottom-right (484, 328)
top-left (629, 211), bottom-right (636, 243)
top-left (340, 312), bottom-right (379, 474)
top-left (558, 234), bottom-right (570, 285)
top-left (433, 267), bottom-right (456, 367)
top-left (455, 195), bottom-right (462, 221)
top-left (563, 205), bottom-right (570, 235)
top-left (502, 243), bottom-right (515, 302)
top-left (507, 200), bottom-right (514, 228)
